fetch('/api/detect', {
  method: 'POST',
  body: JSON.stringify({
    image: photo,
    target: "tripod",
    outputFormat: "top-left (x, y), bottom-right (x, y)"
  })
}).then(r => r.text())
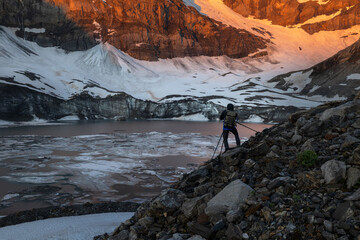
top-left (236, 121), bottom-right (259, 133)
top-left (211, 132), bottom-right (224, 159)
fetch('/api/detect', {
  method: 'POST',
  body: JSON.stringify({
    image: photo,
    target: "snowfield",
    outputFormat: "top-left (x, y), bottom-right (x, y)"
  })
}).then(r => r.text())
top-left (0, 212), bottom-right (134, 240)
top-left (1, 0), bottom-right (360, 111)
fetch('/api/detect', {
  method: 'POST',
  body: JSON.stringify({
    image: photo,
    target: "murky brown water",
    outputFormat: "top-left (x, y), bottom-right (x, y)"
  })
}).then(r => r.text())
top-left (0, 120), bottom-right (271, 215)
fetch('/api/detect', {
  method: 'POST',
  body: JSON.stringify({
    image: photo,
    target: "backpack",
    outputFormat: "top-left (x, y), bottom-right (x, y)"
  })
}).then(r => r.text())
top-left (224, 110), bottom-right (237, 128)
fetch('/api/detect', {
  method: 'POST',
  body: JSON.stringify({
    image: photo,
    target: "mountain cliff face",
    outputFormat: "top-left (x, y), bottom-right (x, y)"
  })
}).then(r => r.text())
top-left (269, 37), bottom-right (360, 98)
top-left (0, 0), bottom-right (267, 60)
top-left (223, 0), bottom-right (360, 34)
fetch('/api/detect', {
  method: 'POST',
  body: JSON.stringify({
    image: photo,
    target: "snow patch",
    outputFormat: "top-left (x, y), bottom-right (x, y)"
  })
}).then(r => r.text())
top-left (1, 193), bottom-right (20, 201)
top-left (182, 0), bottom-right (203, 13)
top-left (283, 70), bottom-right (313, 92)
top-left (347, 73), bottom-right (360, 80)
top-left (58, 115), bottom-right (80, 121)
top-left (297, 0), bottom-right (330, 5)
top-left (292, 9), bottom-right (342, 27)
top-left (243, 115), bottom-right (264, 123)
top-left (24, 28), bottom-right (46, 33)
top-left (0, 212), bottom-right (134, 240)
top-left (173, 113), bottom-right (209, 121)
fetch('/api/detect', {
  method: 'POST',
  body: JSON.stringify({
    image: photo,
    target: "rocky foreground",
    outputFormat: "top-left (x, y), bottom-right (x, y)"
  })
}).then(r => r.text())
top-left (97, 94), bottom-right (360, 240)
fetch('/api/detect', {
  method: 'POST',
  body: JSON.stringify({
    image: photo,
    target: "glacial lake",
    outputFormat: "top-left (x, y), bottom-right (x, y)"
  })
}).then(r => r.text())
top-left (0, 120), bottom-right (271, 215)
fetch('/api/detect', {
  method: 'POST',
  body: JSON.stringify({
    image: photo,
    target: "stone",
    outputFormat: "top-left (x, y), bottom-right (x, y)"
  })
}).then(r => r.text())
top-left (187, 222), bottom-right (212, 239)
top-left (211, 219), bottom-right (226, 232)
top-left (259, 231), bottom-right (270, 240)
top-left (341, 135), bottom-right (360, 149)
top-left (295, 116), bottom-right (307, 129)
top-left (138, 217), bottom-right (154, 229)
top-left (300, 121), bottom-right (322, 137)
top-left (168, 233), bottom-right (187, 240)
top-left (345, 188), bottom-right (360, 201)
top-left (353, 119), bottom-right (360, 129)
top-left (286, 223), bottom-right (296, 233)
top-left (321, 160), bottom-right (347, 184)
top-left (150, 189), bottom-right (186, 212)
top-left (242, 233), bottom-right (249, 239)
top-left (111, 230), bottom-right (129, 240)
top-left (226, 209), bottom-right (244, 223)
top-left (323, 220), bottom-right (333, 232)
top-left (353, 129), bottom-right (360, 138)
top-left (205, 180), bottom-right (254, 216)
top-left (249, 142), bottom-right (270, 156)
top-left (226, 223), bottom-right (243, 240)
top-left (261, 206), bottom-right (272, 223)
top-left (333, 202), bottom-right (354, 221)
top-left (244, 159), bottom-right (256, 168)
top-left (322, 231), bottom-right (335, 240)
top-left (220, 149), bottom-right (241, 166)
top-left (266, 151), bottom-right (279, 158)
top-left (267, 177), bottom-right (291, 190)
top-left (187, 168), bottom-right (210, 182)
top-left (187, 236), bottom-right (206, 240)
top-left (347, 168), bottom-right (360, 189)
top-left (291, 134), bottom-right (302, 145)
top-left (193, 185), bottom-right (208, 197)
top-left (239, 221), bottom-right (248, 230)
top-left (300, 139), bottom-right (315, 152)
top-left (353, 146), bottom-right (360, 165)
top-left (196, 213), bottom-right (210, 225)
top-left (181, 197), bottom-right (202, 219)
top-left (320, 104), bottom-right (347, 121)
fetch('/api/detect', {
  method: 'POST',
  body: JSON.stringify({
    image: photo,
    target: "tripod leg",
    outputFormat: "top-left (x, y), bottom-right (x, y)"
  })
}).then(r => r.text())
top-left (211, 132), bottom-right (223, 159)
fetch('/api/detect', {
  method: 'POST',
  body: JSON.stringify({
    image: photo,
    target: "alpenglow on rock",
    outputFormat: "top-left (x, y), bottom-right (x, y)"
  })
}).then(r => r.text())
top-left (0, 0), bottom-right (266, 60)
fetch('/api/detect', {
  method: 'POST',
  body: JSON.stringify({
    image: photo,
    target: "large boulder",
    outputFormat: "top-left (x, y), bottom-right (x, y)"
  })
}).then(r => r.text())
top-left (205, 180), bottom-right (254, 217)
top-left (321, 160), bottom-right (346, 184)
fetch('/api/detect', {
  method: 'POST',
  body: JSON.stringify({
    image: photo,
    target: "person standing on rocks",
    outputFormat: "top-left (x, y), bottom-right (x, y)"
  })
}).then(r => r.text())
top-left (220, 103), bottom-right (241, 151)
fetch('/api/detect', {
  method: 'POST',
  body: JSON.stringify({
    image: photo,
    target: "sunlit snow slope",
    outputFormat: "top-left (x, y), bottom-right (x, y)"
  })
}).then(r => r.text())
top-left (1, 0), bottom-right (360, 109)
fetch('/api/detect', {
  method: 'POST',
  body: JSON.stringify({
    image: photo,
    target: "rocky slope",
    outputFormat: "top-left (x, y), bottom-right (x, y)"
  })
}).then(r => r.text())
top-left (223, 0), bottom-right (360, 34)
top-left (269, 37), bottom-right (360, 98)
top-left (97, 92), bottom-right (360, 239)
top-left (0, 0), bottom-right (266, 60)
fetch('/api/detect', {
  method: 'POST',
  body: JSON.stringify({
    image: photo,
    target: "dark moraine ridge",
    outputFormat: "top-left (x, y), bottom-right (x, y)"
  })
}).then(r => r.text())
top-left (0, 83), bottom-right (299, 123)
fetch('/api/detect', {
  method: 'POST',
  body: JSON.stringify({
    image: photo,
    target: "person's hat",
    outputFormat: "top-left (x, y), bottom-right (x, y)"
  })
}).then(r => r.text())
top-left (227, 103), bottom-right (234, 110)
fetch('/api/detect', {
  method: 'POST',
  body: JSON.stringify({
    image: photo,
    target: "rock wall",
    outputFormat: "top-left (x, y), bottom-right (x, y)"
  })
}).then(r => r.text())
top-left (97, 96), bottom-right (360, 240)
top-left (0, 0), bottom-right (267, 60)
top-left (222, 0), bottom-right (360, 34)
top-left (0, 84), bottom-right (296, 123)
